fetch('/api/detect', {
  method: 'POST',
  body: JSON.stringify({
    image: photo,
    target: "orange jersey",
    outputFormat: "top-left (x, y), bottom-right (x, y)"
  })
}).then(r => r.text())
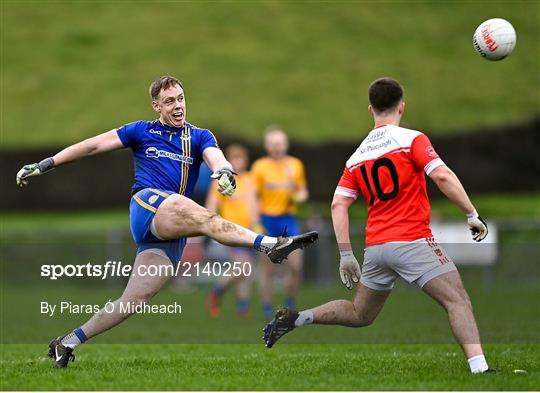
top-left (213, 172), bottom-right (254, 228)
top-left (251, 156), bottom-right (306, 216)
top-left (335, 124), bottom-right (444, 246)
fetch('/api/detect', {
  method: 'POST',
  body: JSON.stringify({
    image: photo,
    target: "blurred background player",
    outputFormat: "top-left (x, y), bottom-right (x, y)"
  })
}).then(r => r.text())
top-left (251, 126), bottom-right (309, 319)
top-left (263, 78), bottom-right (494, 374)
top-left (206, 144), bottom-right (261, 318)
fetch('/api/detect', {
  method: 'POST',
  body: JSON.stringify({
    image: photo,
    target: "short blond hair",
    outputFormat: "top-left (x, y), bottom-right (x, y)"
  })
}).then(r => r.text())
top-left (149, 76), bottom-right (183, 100)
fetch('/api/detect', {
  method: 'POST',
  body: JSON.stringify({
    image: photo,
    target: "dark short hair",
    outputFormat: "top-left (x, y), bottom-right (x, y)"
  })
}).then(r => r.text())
top-left (368, 78), bottom-right (403, 113)
top-left (149, 76), bottom-right (183, 100)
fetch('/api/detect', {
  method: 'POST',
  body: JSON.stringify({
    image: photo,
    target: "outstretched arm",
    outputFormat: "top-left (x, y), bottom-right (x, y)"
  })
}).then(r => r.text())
top-left (429, 165), bottom-right (488, 241)
top-left (53, 129), bottom-right (124, 167)
top-left (16, 129), bottom-right (124, 187)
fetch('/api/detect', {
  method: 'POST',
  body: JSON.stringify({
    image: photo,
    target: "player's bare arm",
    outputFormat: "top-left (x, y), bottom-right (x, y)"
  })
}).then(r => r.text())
top-left (331, 195), bottom-right (354, 251)
top-left (429, 165), bottom-right (488, 241)
top-left (331, 194), bottom-right (361, 289)
top-left (16, 129), bottom-right (124, 187)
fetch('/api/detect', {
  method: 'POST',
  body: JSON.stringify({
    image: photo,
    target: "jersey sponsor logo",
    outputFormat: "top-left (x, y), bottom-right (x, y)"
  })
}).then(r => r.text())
top-left (148, 195), bottom-right (159, 205)
top-left (365, 129), bottom-right (387, 142)
top-left (149, 129), bottom-right (162, 135)
top-left (145, 147), bottom-right (194, 164)
top-left (358, 139), bottom-right (392, 155)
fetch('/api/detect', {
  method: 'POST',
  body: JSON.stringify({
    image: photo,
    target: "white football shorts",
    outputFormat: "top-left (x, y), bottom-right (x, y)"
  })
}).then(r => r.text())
top-left (360, 237), bottom-right (457, 291)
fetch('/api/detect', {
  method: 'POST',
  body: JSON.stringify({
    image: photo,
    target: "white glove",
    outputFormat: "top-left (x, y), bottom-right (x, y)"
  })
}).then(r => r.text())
top-left (16, 157), bottom-right (55, 187)
top-left (467, 210), bottom-right (488, 242)
top-left (210, 167), bottom-right (237, 196)
top-left (339, 250), bottom-right (361, 289)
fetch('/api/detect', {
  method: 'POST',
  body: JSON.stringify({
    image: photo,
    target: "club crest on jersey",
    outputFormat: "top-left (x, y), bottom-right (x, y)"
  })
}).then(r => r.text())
top-left (145, 147), bottom-right (194, 164)
top-left (425, 146), bottom-right (437, 157)
top-left (148, 195), bottom-right (159, 205)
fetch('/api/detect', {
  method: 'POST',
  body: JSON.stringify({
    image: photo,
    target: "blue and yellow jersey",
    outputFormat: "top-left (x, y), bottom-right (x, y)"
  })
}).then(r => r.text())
top-left (212, 172), bottom-right (254, 228)
top-left (116, 120), bottom-right (218, 196)
top-left (251, 156), bottom-right (306, 216)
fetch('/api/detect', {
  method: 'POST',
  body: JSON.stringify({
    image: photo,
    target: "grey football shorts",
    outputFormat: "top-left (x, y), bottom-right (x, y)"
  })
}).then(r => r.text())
top-left (360, 237), bottom-right (457, 291)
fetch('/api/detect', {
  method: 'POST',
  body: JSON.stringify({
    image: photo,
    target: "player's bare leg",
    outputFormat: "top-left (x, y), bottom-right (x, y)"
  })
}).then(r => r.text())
top-left (264, 283), bottom-right (391, 347)
top-left (81, 251), bottom-right (173, 337)
top-left (156, 194), bottom-right (258, 245)
top-left (154, 195), bottom-right (318, 264)
top-left (283, 249), bottom-right (303, 310)
top-left (49, 251), bottom-right (172, 367)
top-left (309, 283), bottom-right (390, 326)
top-left (422, 271), bottom-right (484, 354)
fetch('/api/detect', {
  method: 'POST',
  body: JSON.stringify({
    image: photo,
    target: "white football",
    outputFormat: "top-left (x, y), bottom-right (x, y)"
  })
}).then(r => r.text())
top-left (473, 18), bottom-right (516, 60)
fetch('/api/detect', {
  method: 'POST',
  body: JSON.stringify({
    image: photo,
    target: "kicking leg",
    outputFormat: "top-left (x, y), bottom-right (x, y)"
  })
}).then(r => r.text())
top-left (153, 194), bottom-right (318, 264)
top-left (422, 270), bottom-right (490, 373)
top-left (155, 194), bottom-right (258, 245)
top-left (49, 251), bottom-right (172, 367)
top-left (264, 283), bottom-right (391, 347)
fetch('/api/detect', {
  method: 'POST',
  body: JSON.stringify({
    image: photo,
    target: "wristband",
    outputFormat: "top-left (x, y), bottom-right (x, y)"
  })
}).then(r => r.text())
top-left (38, 157), bottom-right (55, 173)
top-left (466, 210), bottom-right (479, 219)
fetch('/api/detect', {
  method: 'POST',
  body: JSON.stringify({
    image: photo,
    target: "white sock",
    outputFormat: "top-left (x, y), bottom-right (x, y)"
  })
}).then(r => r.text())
top-left (294, 310), bottom-right (314, 327)
top-left (468, 354), bottom-right (489, 374)
top-left (261, 236), bottom-right (278, 248)
top-left (254, 235), bottom-right (279, 253)
top-left (61, 331), bottom-right (83, 349)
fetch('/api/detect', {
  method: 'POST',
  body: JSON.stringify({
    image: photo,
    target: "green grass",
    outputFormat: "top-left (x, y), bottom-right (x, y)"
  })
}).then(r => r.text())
top-left (1, 344), bottom-right (539, 390)
top-left (1, 281), bottom-right (539, 389)
top-left (1, 1), bottom-right (539, 147)
top-left (1, 211), bottom-right (539, 390)
top-left (1, 282), bottom-right (539, 345)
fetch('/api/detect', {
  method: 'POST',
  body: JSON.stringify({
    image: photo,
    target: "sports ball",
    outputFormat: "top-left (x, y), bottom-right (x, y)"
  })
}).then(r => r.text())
top-left (473, 18), bottom-right (516, 60)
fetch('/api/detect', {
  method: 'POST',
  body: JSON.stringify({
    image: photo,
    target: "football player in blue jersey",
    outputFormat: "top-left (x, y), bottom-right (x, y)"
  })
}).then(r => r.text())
top-left (16, 76), bottom-right (318, 368)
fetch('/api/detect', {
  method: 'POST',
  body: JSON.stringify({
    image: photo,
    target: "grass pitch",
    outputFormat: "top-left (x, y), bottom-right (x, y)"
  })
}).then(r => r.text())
top-left (1, 208), bottom-right (538, 390)
top-left (1, 343), bottom-right (538, 390)
top-left (1, 281), bottom-right (538, 390)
